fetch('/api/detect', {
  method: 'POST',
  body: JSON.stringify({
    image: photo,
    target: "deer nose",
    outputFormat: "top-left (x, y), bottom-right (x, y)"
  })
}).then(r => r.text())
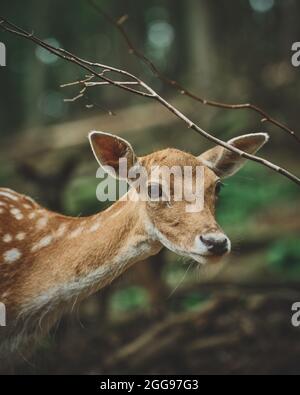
top-left (200, 233), bottom-right (230, 256)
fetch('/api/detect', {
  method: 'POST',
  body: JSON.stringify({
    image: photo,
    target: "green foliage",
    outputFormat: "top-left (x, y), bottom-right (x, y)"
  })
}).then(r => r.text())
top-left (63, 176), bottom-right (108, 216)
top-left (0, 163), bottom-right (15, 186)
top-left (180, 292), bottom-right (209, 312)
top-left (267, 238), bottom-right (300, 275)
top-left (110, 286), bottom-right (150, 314)
top-left (217, 163), bottom-right (299, 227)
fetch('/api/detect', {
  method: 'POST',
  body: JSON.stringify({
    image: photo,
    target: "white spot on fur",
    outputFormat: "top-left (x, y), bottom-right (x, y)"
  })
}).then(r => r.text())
top-left (3, 234), bottom-right (12, 243)
top-left (16, 232), bottom-right (26, 241)
top-left (89, 223), bottom-right (101, 233)
top-left (69, 227), bottom-right (84, 239)
top-left (56, 224), bottom-right (67, 238)
top-left (28, 212), bottom-right (36, 220)
top-left (32, 236), bottom-right (53, 252)
top-left (3, 248), bottom-right (22, 263)
top-left (10, 208), bottom-right (23, 220)
top-left (0, 191), bottom-right (18, 201)
top-left (36, 217), bottom-right (48, 230)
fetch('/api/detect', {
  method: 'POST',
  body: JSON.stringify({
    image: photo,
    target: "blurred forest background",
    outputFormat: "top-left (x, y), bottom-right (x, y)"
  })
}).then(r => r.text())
top-left (0, 0), bottom-right (300, 374)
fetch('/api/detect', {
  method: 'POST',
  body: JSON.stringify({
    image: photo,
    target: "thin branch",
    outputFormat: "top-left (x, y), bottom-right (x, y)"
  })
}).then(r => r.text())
top-left (88, 0), bottom-right (300, 145)
top-left (61, 74), bottom-right (138, 104)
top-left (64, 93), bottom-right (84, 103)
top-left (60, 76), bottom-right (116, 114)
top-left (0, 18), bottom-right (153, 98)
top-left (61, 79), bottom-right (139, 89)
top-left (1, 17), bottom-right (300, 186)
top-left (85, 81), bottom-right (139, 87)
top-left (60, 75), bottom-right (94, 88)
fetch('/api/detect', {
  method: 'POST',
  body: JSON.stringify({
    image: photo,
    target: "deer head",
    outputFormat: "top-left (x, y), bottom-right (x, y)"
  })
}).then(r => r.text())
top-left (89, 131), bottom-right (269, 265)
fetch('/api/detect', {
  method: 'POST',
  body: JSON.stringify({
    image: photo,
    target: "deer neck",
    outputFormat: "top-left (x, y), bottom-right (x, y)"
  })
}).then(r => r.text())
top-left (18, 198), bottom-right (161, 315)
top-left (71, 199), bottom-right (161, 290)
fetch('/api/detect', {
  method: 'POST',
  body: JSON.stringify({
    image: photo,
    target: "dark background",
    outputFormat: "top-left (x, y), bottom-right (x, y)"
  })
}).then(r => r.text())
top-left (0, 0), bottom-right (300, 374)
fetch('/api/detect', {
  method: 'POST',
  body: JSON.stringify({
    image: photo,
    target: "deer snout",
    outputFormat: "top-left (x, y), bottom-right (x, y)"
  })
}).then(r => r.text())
top-left (200, 233), bottom-right (231, 256)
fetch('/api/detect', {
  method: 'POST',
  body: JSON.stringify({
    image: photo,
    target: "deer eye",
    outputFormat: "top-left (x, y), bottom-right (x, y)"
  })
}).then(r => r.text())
top-left (215, 181), bottom-right (224, 196)
top-left (147, 183), bottom-right (164, 201)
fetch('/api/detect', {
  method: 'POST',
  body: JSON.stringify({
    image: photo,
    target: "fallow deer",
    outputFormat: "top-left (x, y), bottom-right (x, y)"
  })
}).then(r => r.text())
top-left (0, 131), bottom-right (269, 364)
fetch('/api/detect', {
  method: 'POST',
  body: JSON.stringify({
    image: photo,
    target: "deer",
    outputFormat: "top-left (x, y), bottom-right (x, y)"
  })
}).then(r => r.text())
top-left (0, 131), bottom-right (269, 365)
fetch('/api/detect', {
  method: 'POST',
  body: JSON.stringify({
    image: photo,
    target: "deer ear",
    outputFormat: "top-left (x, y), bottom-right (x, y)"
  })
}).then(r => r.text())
top-left (89, 131), bottom-right (138, 179)
top-left (198, 133), bottom-right (270, 178)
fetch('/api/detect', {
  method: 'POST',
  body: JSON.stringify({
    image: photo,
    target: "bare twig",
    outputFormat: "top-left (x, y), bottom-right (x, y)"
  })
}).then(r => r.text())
top-left (60, 74), bottom-right (137, 107)
top-left (88, 0), bottom-right (300, 145)
top-left (85, 81), bottom-right (139, 87)
top-left (60, 76), bottom-right (116, 114)
top-left (64, 93), bottom-right (84, 103)
top-left (1, 17), bottom-right (300, 186)
top-left (60, 75), bottom-right (94, 88)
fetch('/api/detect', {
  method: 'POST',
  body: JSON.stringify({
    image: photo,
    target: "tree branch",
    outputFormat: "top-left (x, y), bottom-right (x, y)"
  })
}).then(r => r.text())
top-left (1, 17), bottom-right (300, 186)
top-left (88, 0), bottom-right (300, 145)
